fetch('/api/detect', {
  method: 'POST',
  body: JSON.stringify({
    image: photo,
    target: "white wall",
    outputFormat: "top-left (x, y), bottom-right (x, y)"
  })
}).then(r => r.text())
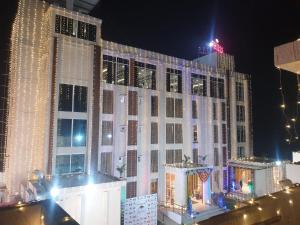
top-left (292, 152), bottom-right (300, 163)
top-left (286, 164), bottom-right (300, 184)
top-left (56, 182), bottom-right (123, 225)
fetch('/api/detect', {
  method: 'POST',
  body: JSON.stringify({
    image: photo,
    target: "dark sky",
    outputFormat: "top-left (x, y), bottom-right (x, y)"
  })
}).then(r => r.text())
top-left (1, 0), bottom-right (300, 160)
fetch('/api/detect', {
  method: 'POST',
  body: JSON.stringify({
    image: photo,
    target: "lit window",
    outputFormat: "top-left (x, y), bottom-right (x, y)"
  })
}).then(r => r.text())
top-left (72, 119), bottom-right (87, 147)
top-left (191, 73), bottom-right (207, 96)
top-left (58, 84), bottom-right (73, 112)
top-left (166, 68), bottom-right (182, 93)
top-left (135, 62), bottom-right (156, 89)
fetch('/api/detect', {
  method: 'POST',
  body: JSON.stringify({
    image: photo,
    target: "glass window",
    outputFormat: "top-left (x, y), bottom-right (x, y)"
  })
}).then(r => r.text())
top-left (175, 99), bottom-right (183, 118)
top-left (151, 179), bottom-right (158, 194)
top-left (74, 86), bottom-right (87, 112)
top-left (128, 120), bottom-right (137, 146)
top-left (237, 146), bottom-right (245, 158)
top-left (151, 150), bottom-right (158, 173)
top-left (102, 90), bottom-right (113, 114)
top-left (151, 96), bottom-right (158, 117)
top-left (57, 119), bottom-right (72, 147)
top-left (55, 15), bottom-right (61, 33)
top-left (166, 150), bottom-right (174, 164)
top-left (126, 181), bottom-right (137, 199)
top-left (218, 79), bottom-right (225, 99)
top-left (192, 100), bottom-right (197, 119)
top-left (191, 74), bottom-right (207, 96)
top-left (103, 55), bottom-right (116, 84)
top-left (166, 98), bottom-right (174, 117)
top-left (214, 148), bottom-right (219, 166)
top-left (128, 91), bottom-right (138, 116)
top-left (221, 102), bottom-right (226, 121)
top-left (174, 149), bottom-right (182, 163)
top-left (166, 124), bottom-right (174, 144)
top-left (55, 155), bottom-right (70, 174)
top-left (193, 148), bottom-right (198, 164)
top-left (237, 125), bottom-right (246, 143)
top-left (71, 154), bottom-right (85, 173)
top-left (72, 119), bottom-right (87, 147)
top-left (151, 122), bottom-right (158, 144)
top-left (236, 81), bottom-right (244, 102)
top-left (193, 125), bottom-right (197, 143)
top-left (213, 102), bottom-right (217, 120)
top-left (210, 77), bottom-right (224, 99)
top-left (213, 125), bottom-right (218, 143)
top-left (58, 84), bottom-right (73, 111)
top-left (100, 152), bottom-right (112, 175)
top-left (127, 150), bottom-right (137, 177)
top-left (222, 147), bottom-right (227, 166)
top-left (116, 58), bottom-right (129, 86)
top-left (102, 121), bottom-right (113, 145)
top-left (135, 62), bottom-right (156, 89)
top-left (236, 105), bottom-right (245, 122)
top-left (166, 68), bottom-right (182, 93)
top-left (175, 124), bottom-right (183, 143)
top-left (222, 124), bottom-right (227, 144)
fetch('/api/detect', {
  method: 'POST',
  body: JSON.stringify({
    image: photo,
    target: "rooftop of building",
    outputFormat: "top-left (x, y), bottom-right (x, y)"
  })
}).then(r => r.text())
top-left (199, 184), bottom-right (300, 225)
top-left (228, 157), bottom-right (289, 170)
top-left (0, 199), bottom-right (79, 225)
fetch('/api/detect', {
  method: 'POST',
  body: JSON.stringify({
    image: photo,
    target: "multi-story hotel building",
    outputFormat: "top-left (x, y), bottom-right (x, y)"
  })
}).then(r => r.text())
top-left (0, 0), bottom-right (253, 224)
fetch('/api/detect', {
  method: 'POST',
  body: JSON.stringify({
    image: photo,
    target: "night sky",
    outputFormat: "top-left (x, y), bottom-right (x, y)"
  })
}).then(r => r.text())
top-left (1, 0), bottom-right (300, 160)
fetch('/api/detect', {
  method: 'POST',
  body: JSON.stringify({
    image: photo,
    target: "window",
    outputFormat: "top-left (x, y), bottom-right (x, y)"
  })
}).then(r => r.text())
top-left (72, 120), bottom-right (87, 147)
top-left (166, 149), bottom-right (182, 164)
top-left (193, 148), bottom-right (198, 164)
top-left (55, 155), bottom-right (70, 174)
top-left (151, 179), bottom-right (158, 194)
top-left (237, 146), bottom-right (245, 158)
top-left (223, 170), bottom-right (228, 190)
top-left (166, 98), bottom-right (182, 118)
top-left (135, 62), bottom-right (156, 89)
top-left (102, 55), bottom-right (129, 85)
top-left (127, 150), bottom-right (137, 177)
top-left (213, 102), bottom-right (217, 120)
top-left (151, 122), bottom-right (158, 144)
top-left (210, 77), bottom-right (224, 99)
top-left (71, 154), bottom-right (85, 173)
top-left (166, 68), bottom-right (182, 93)
top-left (175, 124), bottom-right (183, 143)
top-left (191, 74), bottom-right (207, 96)
top-left (193, 125), bottom-right (197, 143)
top-left (58, 84), bottom-right (87, 112)
top-left (57, 119), bottom-right (87, 147)
top-left (236, 81), bottom-right (244, 102)
top-left (166, 173), bottom-right (175, 204)
top-left (55, 15), bottom-right (96, 42)
top-left (221, 102), bottom-right (226, 121)
top-left (55, 154), bottom-right (85, 175)
top-left (57, 119), bottom-right (72, 147)
top-left (151, 150), bottom-right (158, 173)
top-left (126, 181), bottom-right (137, 199)
top-left (175, 99), bottom-right (183, 118)
top-left (74, 86), bottom-right (87, 112)
top-left (128, 91), bottom-right (138, 116)
top-left (151, 96), bottom-right (158, 117)
top-left (213, 125), bottom-right (218, 143)
top-left (166, 124), bottom-right (175, 144)
top-left (101, 121), bottom-right (113, 145)
top-left (222, 147), bottom-right (227, 166)
top-left (128, 120), bottom-right (137, 146)
top-left (58, 84), bottom-right (73, 111)
top-left (237, 125), bottom-right (246, 143)
top-left (222, 124), bottom-right (227, 144)
top-left (192, 100), bottom-right (197, 119)
top-left (214, 171), bottom-right (220, 189)
top-left (166, 98), bottom-right (174, 117)
top-left (214, 148), bottom-right (219, 166)
top-left (236, 105), bottom-right (245, 122)
top-left (102, 90), bottom-right (113, 114)
top-left (100, 152), bottom-right (112, 175)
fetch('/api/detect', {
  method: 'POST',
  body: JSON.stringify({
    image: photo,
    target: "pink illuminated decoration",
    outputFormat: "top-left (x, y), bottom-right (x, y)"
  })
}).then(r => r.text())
top-left (208, 38), bottom-right (224, 54)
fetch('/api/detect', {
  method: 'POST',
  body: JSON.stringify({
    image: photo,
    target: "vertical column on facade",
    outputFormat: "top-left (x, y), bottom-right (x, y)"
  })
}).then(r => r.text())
top-left (47, 37), bottom-right (58, 175)
top-left (90, 45), bottom-right (101, 174)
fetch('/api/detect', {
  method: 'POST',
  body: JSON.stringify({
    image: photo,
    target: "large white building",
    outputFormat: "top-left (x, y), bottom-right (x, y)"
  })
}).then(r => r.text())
top-left (1, 0), bottom-right (253, 224)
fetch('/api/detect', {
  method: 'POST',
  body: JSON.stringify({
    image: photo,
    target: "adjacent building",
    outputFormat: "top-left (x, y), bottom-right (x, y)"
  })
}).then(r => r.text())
top-left (1, 0), bottom-right (253, 224)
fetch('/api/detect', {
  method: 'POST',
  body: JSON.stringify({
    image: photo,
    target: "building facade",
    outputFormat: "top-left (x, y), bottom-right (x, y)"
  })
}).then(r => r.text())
top-left (1, 0), bottom-right (252, 223)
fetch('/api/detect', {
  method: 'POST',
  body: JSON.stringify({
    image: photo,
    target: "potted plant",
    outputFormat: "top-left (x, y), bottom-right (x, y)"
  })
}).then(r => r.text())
top-left (117, 164), bottom-right (126, 178)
